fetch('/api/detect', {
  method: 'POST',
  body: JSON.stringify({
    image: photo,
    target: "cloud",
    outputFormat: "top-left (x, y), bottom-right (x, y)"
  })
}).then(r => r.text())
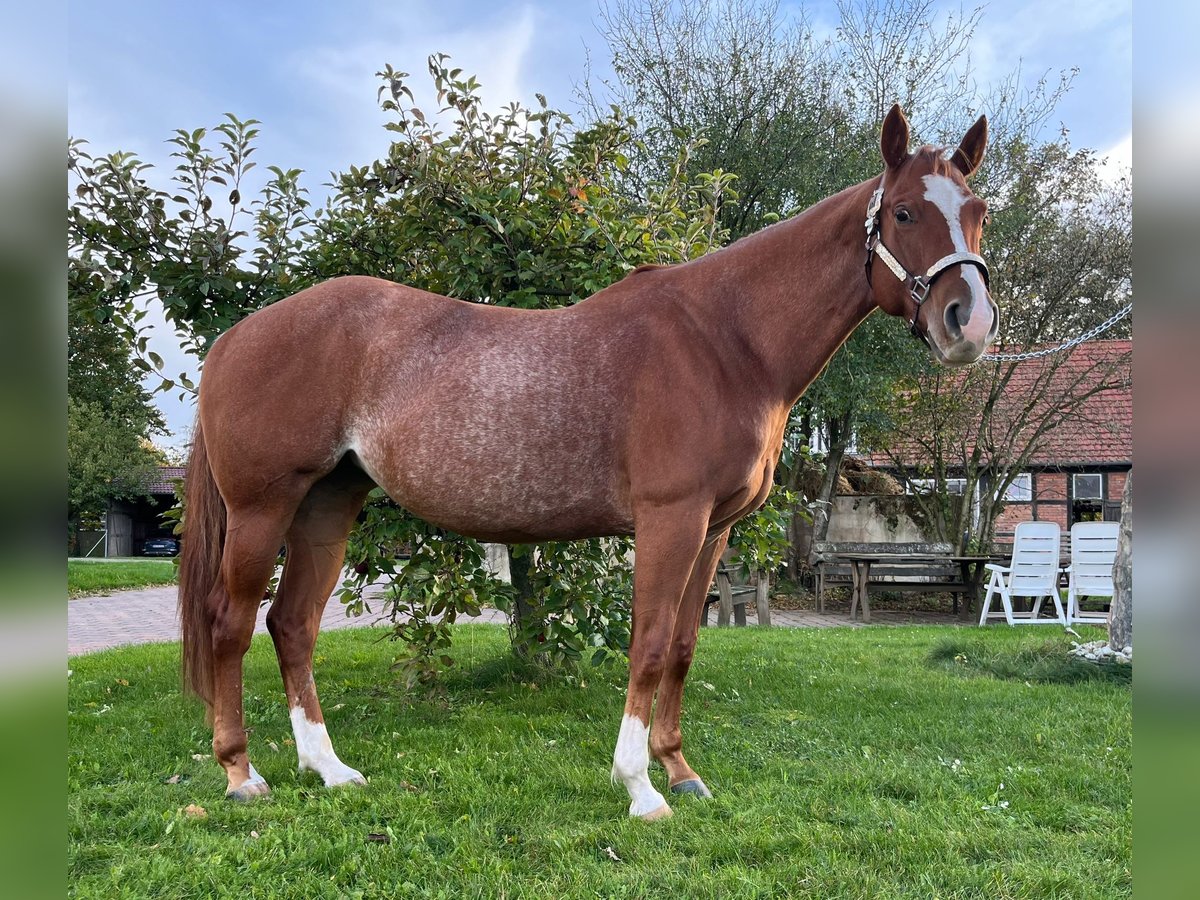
top-left (1097, 131), bottom-right (1131, 183)
top-left (284, 3), bottom-right (537, 173)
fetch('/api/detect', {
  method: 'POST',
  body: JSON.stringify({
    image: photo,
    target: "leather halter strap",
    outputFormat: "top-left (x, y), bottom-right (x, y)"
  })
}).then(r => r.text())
top-left (863, 183), bottom-right (990, 344)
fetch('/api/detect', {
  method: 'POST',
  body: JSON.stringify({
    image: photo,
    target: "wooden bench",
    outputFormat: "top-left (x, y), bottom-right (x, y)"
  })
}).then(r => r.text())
top-left (811, 541), bottom-right (963, 614)
top-left (703, 553), bottom-right (771, 627)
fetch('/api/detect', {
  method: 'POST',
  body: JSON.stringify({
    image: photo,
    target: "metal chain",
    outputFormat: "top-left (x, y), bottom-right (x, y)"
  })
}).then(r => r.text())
top-left (981, 303), bottom-right (1133, 362)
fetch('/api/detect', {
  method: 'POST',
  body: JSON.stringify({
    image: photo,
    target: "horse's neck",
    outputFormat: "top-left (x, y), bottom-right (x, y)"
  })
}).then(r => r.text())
top-left (690, 178), bottom-right (880, 407)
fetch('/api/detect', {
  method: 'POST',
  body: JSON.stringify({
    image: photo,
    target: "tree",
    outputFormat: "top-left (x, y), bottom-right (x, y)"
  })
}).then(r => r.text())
top-left (67, 292), bottom-right (165, 547)
top-left (69, 116), bottom-right (311, 371)
top-left (1109, 471), bottom-right (1132, 651)
top-left (592, 0), bottom-right (842, 237)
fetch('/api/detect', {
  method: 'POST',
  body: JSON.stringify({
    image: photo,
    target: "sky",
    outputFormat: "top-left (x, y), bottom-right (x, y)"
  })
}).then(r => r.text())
top-left (67, 0), bottom-right (1133, 449)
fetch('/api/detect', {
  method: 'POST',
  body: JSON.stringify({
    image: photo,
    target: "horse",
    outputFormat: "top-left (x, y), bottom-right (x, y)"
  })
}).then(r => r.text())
top-left (179, 104), bottom-right (997, 819)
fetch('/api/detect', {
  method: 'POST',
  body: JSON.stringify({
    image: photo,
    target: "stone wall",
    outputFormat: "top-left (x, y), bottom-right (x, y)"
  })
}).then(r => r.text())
top-left (795, 494), bottom-right (930, 559)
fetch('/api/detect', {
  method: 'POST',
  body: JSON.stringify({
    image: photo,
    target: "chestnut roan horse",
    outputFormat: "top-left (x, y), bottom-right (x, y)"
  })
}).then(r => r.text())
top-left (180, 105), bottom-right (997, 818)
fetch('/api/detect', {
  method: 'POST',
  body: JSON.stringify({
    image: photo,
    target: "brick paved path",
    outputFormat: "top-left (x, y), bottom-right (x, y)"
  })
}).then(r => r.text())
top-left (68, 586), bottom-right (960, 656)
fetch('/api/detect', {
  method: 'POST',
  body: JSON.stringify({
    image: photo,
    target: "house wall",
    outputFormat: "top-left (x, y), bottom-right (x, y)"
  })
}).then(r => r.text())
top-left (993, 466), bottom-right (1130, 536)
top-left (1108, 470), bottom-right (1128, 502)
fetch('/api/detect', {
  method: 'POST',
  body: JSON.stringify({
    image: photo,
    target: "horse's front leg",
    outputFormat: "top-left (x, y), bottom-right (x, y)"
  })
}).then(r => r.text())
top-left (612, 504), bottom-right (709, 820)
top-left (649, 527), bottom-right (729, 800)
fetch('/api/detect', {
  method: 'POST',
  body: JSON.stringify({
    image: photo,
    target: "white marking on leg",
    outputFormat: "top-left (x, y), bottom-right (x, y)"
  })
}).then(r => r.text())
top-left (245, 761), bottom-right (266, 787)
top-left (922, 173), bottom-right (993, 346)
top-left (611, 713), bottom-right (669, 817)
top-left (289, 707), bottom-right (366, 787)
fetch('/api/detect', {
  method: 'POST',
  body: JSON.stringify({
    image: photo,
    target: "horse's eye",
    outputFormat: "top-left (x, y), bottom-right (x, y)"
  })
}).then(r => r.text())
top-left (895, 208), bottom-right (912, 224)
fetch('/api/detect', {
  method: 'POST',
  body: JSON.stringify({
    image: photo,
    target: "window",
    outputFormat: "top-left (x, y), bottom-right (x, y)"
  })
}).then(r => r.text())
top-left (909, 477), bottom-right (966, 495)
top-left (806, 425), bottom-right (859, 455)
top-left (1002, 473), bottom-right (1033, 502)
top-left (1073, 473), bottom-right (1103, 500)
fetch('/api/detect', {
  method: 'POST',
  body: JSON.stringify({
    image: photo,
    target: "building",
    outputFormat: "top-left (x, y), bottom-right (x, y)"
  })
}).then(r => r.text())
top-left (863, 339), bottom-right (1131, 536)
top-left (987, 340), bottom-right (1131, 532)
top-left (104, 465), bottom-right (186, 557)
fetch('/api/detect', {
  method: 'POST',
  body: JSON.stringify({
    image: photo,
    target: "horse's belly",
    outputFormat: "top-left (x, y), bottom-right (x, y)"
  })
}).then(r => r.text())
top-left (351, 418), bottom-right (631, 542)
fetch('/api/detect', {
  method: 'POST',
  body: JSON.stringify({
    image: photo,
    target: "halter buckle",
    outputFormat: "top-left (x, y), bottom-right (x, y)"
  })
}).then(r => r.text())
top-left (910, 277), bottom-right (932, 307)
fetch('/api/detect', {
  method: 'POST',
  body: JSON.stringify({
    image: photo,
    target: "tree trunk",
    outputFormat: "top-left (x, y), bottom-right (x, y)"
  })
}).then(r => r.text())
top-left (783, 447), bottom-right (806, 579)
top-left (812, 412), bottom-right (851, 545)
top-left (1108, 471), bottom-right (1133, 651)
top-left (506, 545), bottom-right (540, 659)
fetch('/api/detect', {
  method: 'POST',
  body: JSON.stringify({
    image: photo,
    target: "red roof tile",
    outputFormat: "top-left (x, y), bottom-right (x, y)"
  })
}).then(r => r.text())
top-left (864, 339), bottom-right (1131, 469)
top-left (146, 466), bottom-right (187, 495)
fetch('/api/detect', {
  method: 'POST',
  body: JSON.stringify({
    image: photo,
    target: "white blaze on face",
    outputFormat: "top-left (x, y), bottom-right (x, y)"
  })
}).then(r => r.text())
top-left (922, 174), bottom-right (992, 346)
top-left (289, 707), bottom-right (366, 787)
top-left (611, 713), bottom-right (668, 817)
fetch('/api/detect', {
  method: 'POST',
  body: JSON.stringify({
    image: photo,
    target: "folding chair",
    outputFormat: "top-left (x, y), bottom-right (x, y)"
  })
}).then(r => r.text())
top-left (979, 522), bottom-right (1065, 625)
top-left (1065, 521), bottom-right (1119, 625)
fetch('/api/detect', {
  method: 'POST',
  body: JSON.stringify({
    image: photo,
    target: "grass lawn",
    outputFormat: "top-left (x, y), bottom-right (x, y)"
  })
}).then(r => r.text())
top-left (68, 625), bottom-right (1131, 899)
top-left (68, 559), bottom-right (177, 598)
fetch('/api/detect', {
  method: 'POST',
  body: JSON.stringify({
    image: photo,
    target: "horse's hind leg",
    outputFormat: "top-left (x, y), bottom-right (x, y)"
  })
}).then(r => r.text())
top-left (211, 507), bottom-right (295, 800)
top-left (650, 527), bottom-right (729, 800)
top-left (267, 466), bottom-right (373, 788)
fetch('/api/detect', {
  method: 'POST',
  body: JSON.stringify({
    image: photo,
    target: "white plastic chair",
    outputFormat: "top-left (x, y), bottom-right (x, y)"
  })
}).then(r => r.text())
top-left (1065, 521), bottom-right (1120, 625)
top-left (979, 522), bottom-right (1065, 626)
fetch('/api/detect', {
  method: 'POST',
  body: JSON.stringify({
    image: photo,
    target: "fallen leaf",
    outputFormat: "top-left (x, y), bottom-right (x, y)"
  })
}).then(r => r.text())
top-left (267, 741), bottom-right (280, 753)
top-left (183, 804), bottom-right (207, 819)
top-left (250, 830), bottom-right (260, 839)
top-left (165, 774), bottom-right (182, 784)
top-left (366, 833), bottom-right (391, 843)
top-left (602, 846), bottom-right (623, 862)
top-left (192, 754), bottom-right (207, 761)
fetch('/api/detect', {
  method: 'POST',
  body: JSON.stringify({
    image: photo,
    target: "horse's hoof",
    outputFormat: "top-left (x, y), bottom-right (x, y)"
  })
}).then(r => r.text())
top-left (637, 803), bottom-right (673, 821)
top-left (670, 778), bottom-right (713, 799)
top-left (324, 769), bottom-right (368, 789)
top-left (226, 777), bottom-right (271, 801)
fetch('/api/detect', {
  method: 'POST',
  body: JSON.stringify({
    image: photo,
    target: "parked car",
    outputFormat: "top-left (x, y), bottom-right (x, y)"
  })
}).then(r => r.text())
top-left (141, 537), bottom-right (180, 557)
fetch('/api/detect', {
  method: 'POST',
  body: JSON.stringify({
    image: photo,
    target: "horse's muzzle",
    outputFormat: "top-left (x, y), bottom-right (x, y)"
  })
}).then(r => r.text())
top-left (935, 292), bottom-right (999, 365)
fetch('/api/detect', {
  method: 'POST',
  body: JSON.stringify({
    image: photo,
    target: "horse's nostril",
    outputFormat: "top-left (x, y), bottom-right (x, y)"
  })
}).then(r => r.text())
top-left (944, 300), bottom-right (966, 338)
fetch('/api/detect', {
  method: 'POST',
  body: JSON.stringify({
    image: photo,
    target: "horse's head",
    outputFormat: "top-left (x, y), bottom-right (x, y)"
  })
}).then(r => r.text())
top-left (866, 104), bottom-right (999, 366)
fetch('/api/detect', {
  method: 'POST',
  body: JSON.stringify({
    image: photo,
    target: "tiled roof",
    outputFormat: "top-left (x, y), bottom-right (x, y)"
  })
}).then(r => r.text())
top-left (146, 466), bottom-right (187, 495)
top-left (865, 339), bottom-right (1131, 469)
top-left (1012, 340), bottom-right (1130, 465)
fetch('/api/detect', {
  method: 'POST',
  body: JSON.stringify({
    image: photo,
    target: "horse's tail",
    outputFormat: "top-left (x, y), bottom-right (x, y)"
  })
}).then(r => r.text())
top-left (178, 417), bottom-right (225, 707)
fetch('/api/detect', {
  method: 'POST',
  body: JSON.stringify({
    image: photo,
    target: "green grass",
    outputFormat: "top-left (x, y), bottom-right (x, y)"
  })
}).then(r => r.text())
top-left (68, 558), bottom-right (177, 597)
top-left (68, 625), bottom-right (1131, 899)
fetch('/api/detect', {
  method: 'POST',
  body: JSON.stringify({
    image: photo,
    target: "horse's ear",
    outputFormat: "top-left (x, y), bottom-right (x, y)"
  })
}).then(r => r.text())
top-left (953, 115), bottom-right (988, 177)
top-left (881, 103), bottom-right (910, 170)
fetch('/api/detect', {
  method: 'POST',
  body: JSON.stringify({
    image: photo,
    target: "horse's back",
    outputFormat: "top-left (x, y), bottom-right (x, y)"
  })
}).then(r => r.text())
top-left (199, 276), bottom-right (641, 536)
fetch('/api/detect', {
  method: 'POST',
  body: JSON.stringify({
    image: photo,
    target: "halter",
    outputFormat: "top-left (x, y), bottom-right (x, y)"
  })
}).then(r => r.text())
top-left (863, 182), bottom-right (990, 346)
